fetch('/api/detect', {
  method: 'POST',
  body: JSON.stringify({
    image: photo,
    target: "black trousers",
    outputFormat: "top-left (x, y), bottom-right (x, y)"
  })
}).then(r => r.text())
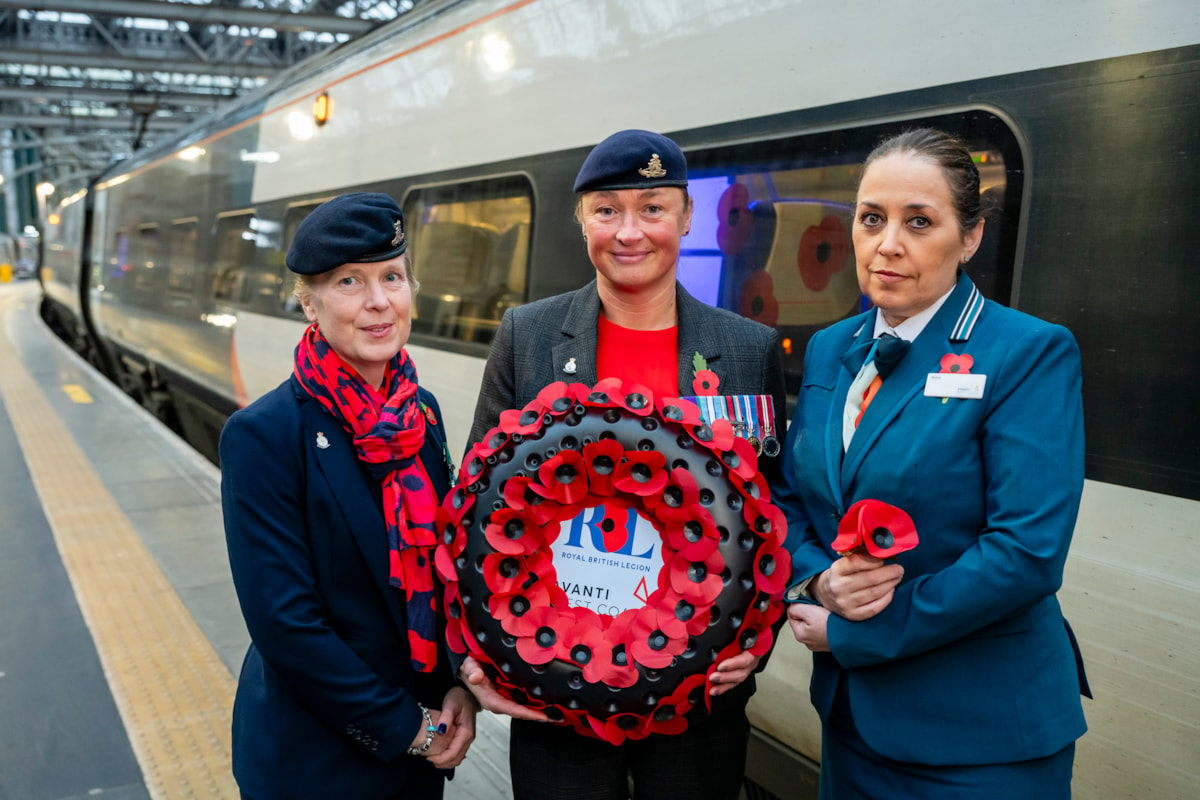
top-left (508, 688), bottom-right (751, 800)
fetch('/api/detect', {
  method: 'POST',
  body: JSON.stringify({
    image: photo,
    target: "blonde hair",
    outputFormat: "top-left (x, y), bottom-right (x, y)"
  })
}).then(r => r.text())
top-left (292, 253), bottom-right (418, 305)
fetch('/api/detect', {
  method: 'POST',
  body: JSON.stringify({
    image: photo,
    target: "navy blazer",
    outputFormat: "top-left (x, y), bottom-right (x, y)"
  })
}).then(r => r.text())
top-left (778, 274), bottom-right (1089, 766)
top-left (221, 376), bottom-right (455, 799)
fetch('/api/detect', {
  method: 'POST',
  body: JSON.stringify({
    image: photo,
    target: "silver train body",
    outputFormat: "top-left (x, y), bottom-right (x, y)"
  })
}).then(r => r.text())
top-left (38, 1), bottom-right (1200, 796)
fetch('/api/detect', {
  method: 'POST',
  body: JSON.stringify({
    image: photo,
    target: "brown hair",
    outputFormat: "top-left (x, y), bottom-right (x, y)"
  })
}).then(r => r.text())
top-left (861, 128), bottom-right (983, 234)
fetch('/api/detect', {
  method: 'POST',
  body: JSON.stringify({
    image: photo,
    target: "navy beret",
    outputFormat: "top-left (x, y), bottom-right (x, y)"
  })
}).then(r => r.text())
top-left (573, 129), bottom-right (688, 193)
top-left (286, 192), bottom-right (407, 276)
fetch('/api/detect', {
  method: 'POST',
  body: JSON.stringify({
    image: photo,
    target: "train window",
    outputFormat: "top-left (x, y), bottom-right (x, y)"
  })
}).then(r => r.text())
top-left (403, 176), bottom-right (532, 346)
top-left (681, 110), bottom-right (1023, 396)
top-left (278, 201), bottom-right (324, 314)
top-left (167, 218), bottom-right (198, 293)
top-left (212, 211), bottom-right (256, 304)
top-left (132, 224), bottom-right (161, 292)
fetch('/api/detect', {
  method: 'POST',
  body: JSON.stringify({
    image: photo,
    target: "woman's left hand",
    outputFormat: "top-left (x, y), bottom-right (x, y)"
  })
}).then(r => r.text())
top-left (788, 603), bottom-right (831, 652)
top-left (425, 687), bottom-right (477, 769)
top-left (709, 650), bottom-right (762, 696)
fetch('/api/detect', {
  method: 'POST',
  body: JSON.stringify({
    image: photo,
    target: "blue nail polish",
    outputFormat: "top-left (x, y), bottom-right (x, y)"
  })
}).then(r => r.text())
top-left (437, 723), bottom-right (447, 734)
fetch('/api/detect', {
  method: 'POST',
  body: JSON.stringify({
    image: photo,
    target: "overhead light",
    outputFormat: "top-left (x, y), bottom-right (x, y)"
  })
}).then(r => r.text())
top-left (178, 146), bottom-right (205, 161)
top-left (36, 182), bottom-right (55, 197)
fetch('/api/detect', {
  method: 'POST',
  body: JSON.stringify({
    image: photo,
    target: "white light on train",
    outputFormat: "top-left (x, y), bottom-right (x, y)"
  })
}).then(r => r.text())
top-left (36, 182), bottom-right (55, 197)
top-left (202, 313), bottom-right (238, 329)
top-left (288, 110), bottom-right (316, 142)
top-left (178, 146), bottom-right (206, 161)
top-left (0, 175), bottom-right (5, 186)
top-left (480, 33), bottom-right (514, 74)
top-left (240, 149), bottom-right (280, 163)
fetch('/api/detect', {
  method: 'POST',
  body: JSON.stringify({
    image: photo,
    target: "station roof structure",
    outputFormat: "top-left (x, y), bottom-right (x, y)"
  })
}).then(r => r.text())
top-left (0, 0), bottom-right (430, 225)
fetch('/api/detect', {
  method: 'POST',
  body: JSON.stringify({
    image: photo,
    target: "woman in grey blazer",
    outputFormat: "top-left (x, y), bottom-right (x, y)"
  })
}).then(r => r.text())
top-left (462, 130), bottom-right (786, 800)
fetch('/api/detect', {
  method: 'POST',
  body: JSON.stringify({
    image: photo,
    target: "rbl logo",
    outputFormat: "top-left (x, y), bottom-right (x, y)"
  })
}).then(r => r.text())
top-left (559, 503), bottom-right (657, 558)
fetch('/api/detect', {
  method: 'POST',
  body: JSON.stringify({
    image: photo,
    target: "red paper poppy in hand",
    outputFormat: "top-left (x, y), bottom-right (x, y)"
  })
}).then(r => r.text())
top-left (834, 499), bottom-right (919, 559)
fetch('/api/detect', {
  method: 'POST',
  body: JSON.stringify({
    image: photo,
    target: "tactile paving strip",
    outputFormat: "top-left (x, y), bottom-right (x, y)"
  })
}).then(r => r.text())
top-left (0, 340), bottom-right (238, 799)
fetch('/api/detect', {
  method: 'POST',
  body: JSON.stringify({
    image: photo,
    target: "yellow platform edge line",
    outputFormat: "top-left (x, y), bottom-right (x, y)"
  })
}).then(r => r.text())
top-left (0, 341), bottom-right (238, 800)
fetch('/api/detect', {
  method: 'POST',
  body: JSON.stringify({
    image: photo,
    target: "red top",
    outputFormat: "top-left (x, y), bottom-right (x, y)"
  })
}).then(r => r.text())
top-left (596, 314), bottom-right (679, 398)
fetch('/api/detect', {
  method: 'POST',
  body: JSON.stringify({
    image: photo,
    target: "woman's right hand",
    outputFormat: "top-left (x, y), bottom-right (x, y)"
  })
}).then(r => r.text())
top-left (459, 655), bottom-right (550, 722)
top-left (813, 553), bottom-right (904, 621)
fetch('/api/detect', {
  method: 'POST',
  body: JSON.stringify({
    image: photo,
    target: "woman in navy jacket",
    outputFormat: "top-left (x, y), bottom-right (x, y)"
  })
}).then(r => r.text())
top-left (779, 130), bottom-right (1090, 798)
top-left (221, 193), bottom-right (476, 799)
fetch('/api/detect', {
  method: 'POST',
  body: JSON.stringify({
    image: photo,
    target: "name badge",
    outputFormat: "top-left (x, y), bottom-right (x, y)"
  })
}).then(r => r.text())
top-left (924, 373), bottom-right (987, 399)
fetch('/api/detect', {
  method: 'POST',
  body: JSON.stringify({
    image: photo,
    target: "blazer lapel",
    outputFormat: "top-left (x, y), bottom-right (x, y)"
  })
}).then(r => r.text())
top-left (552, 281), bottom-right (601, 387)
top-left (299, 397), bottom-right (410, 633)
top-left (675, 283), bottom-right (722, 395)
top-left (826, 316), bottom-right (876, 508)
top-left (841, 275), bottom-right (980, 490)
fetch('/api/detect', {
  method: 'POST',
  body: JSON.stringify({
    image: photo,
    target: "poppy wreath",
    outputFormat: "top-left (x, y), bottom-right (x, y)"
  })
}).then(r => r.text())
top-left (435, 377), bottom-right (790, 744)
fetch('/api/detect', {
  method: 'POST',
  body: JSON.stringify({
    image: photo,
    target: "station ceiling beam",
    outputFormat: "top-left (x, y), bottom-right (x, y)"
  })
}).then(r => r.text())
top-left (0, 0), bottom-right (377, 36)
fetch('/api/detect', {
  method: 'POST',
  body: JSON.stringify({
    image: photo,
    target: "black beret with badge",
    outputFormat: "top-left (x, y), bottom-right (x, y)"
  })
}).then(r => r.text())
top-left (286, 191), bottom-right (407, 276)
top-left (572, 129), bottom-right (688, 193)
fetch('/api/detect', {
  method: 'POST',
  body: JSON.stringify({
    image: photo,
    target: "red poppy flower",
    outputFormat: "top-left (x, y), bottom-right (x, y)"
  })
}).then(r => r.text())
top-left (663, 513), bottom-right (719, 562)
top-left (537, 450), bottom-right (589, 505)
top-left (433, 543), bottom-right (459, 584)
top-left (655, 396), bottom-right (702, 426)
top-left (578, 376), bottom-right (625, 409)
top-left (735, 604), bottom-right (779, 657)
top-left (744, 501), bottom-right (786, 550)
top-left (739, 270), bottom-right (779, 327)
top-left (498, 398), bottom-right (546, 436)
top-left (721, 434), bottom-right (759, 481)
top-left (588, 713), bottom-right (648, 746)
top-left (668, 547), bottom-right (724, 605)
top-left (753, 546), bottom-right (791, 596)
top-left (654, 468), bottom-right (701, 526)
top-left (661, 672), bottom-right (709, 718)
top-left (692, 369), bottom-right (720, 396)
top-left (939, 353), bottom-right (974, 374)
top-left (797, 215), bottom-right (849, 292)
top-left (503, 477), bottom-right (561, 527)
top-left (434, 505), bottom-right (468, 557)
top-left (515, 605), bottom-right (567, 665)
top-left (444, 614), bottom-right (467, 656)
top-left (688, 416), bottom-right (736, 454)
top-left (613, 450), bottom-right (668, 497)
top-left (494, 582), bottom-right (557, 638)
top-left (536, 381), bottom-right (575, 415)
top-left (614, 382), bottom-right (654, 416)
top-left (481, 552), bottom-right (532, 595)
top-left (582, 439), bottom-right (625, 497)
top-left (835, 499), bottom-right (919, 558)
top-left (716, 183), bottom-right (754, 255)
top-left (627, 606), bottom-right (686, 669)
top-left (442, 486), bottom-right (475, 526)
top-left (659, 588), bottom-right (711, 637)
top-left (484, 508), bottom-right (545, 557)
top-left (562, 618), bottom-right (612, 685)
top-left (737, 471), bottom-right (770, 505)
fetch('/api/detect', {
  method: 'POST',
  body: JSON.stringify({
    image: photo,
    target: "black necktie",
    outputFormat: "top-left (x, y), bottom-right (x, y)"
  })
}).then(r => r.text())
top-left (840, 332), bottom-right (911, 379)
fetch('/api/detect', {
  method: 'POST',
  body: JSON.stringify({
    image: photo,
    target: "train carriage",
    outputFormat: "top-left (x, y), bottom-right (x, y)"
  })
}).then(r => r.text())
top-left (37, 1), bottom-right (1200, 796)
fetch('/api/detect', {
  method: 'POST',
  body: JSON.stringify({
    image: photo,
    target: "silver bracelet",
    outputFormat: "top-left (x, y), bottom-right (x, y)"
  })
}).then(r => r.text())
top-left (407, 704), bottom-right (436, 757)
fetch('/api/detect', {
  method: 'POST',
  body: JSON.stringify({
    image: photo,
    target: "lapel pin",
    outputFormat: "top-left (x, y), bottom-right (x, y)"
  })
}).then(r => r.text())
top-left (315, 432), bottom-right (330, 450)
top-left (563, 357), bottom-right (577, 375)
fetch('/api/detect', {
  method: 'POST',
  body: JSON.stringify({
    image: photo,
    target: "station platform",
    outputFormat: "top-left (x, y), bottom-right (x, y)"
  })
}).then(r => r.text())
top-left (0, 280), bottom-right (513, 800)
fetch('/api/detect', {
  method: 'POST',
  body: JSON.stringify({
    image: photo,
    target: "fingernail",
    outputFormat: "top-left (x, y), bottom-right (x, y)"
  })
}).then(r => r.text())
top-left (437, 723), bottom-right (448, 734)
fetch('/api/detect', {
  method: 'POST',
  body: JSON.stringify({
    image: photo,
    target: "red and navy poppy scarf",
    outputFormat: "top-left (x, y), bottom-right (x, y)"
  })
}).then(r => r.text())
top-left (293, 323), bottom-right (440, 672)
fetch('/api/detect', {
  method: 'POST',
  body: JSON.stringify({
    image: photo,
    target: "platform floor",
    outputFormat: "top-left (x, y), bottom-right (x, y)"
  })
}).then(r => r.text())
top-left (0, 280), bottom-right (512, 800)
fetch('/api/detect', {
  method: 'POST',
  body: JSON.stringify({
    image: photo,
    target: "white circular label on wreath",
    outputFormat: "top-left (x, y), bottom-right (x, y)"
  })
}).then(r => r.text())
top-left (551, 503), bottom-right (666, 616)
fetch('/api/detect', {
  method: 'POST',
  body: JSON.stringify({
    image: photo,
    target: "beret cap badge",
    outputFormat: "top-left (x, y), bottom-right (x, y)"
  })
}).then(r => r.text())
top-left (637, 153), bottom-right (667, 179)
top-left (391, 219), bottom-right (405, 248)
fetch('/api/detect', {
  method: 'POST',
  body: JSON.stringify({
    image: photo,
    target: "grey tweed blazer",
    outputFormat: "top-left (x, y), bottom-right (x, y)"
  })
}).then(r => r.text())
top-left (467, 279), bottom-right (786, 469)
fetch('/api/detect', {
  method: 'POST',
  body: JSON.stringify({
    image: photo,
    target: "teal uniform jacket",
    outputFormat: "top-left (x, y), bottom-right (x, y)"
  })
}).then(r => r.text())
top-left (778, 273), bottom-right (1090, 767)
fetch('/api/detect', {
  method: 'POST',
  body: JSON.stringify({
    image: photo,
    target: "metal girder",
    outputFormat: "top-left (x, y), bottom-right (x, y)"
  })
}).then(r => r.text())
top-left (0, 0), bottom-right (377, 35)
top-left (0, 48), bottom-right (280, 79)
top-left (0, 86), bottom-right (233, 107)
top-left (0, 113), bottom-right (185, 131)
